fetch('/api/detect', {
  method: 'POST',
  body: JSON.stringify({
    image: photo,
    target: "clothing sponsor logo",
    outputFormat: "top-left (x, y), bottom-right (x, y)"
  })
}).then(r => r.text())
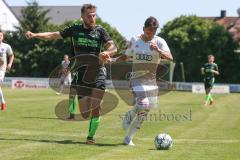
top-left (136, 54), bottom-right (153, 61)
top-left (76, 37), bottom-right (98, 47)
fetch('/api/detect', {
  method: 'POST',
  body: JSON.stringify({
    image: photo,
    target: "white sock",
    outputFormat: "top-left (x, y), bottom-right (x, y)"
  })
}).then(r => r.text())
top-left (0, 87), bottom-right (5, 104)
top-left (59, 84), bottom-right (64, 93)
top-left (126, 110), bottom-right (148, 140)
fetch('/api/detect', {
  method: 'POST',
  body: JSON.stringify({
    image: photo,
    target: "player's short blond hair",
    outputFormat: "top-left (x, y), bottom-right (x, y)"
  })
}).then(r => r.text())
top-left (81, 4), bottom-right (96, 15)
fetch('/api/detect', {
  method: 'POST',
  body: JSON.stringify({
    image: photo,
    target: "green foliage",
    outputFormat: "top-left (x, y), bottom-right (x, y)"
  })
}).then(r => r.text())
top-left (4, 1), bottom-right (125, 77)
top-left (159, 15), bottom-right (240, 83)
top-left (4, 0), bottom-right (66, 77)
top-left (96, 18), bottom-right (126, 53)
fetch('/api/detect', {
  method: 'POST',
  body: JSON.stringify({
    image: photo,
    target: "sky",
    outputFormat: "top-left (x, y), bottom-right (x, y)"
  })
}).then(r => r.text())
top-left (5, 0), bottom-right (240, 40)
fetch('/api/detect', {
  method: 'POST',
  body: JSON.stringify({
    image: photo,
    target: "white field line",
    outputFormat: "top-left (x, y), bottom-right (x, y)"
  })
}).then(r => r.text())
top-left (0, 128), bottom-right (239, 144)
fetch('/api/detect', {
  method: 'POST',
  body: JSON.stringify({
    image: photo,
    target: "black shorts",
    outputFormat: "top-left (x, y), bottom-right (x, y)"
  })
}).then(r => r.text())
top-left (70, 67), bottom-right (106, 98)
top-left (204, 77), bottom-right (215, 89)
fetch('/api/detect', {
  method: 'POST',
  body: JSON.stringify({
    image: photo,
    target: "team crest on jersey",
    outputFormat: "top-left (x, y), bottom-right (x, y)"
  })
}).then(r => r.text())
top-left (89, 31), bottom-right (100, 39)
top-left (135, 44), bottom-right (139, 48)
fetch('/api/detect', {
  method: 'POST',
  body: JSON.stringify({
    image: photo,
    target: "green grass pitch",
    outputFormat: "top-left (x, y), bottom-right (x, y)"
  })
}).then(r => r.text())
top-left (0, 88), bottom-right (240, 160)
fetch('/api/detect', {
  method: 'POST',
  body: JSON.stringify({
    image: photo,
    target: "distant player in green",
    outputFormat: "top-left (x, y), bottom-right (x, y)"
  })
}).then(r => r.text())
top-left (201, 54), bottom-right (219, 106)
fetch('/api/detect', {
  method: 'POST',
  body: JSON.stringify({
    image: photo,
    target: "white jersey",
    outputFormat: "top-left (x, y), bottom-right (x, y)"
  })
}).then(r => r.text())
top-left (61, 60), bottom-right (70, 69)
top-left (0, 42), bottom-right (13, 71)
top-left (60, 60), bottom-right (71, 85)
top-left (124, 35), bottom-right (170, 80)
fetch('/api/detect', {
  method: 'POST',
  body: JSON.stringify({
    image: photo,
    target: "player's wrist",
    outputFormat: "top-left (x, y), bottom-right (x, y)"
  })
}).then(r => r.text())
top-left (158, 49), bottom-right (165, 57)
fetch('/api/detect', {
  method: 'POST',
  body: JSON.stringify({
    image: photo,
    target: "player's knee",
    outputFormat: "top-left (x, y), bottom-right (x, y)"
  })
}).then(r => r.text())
top-left (137, 109), bottom-right (149, 120)
top-left (81, 112), bottom-right (90, 119)
top-left (134, 109), bottom-right (149, 129)
top-left (135, 97), bottom-right (150, 108)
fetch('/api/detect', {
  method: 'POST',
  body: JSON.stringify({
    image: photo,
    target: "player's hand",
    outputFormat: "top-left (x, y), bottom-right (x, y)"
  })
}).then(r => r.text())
top-left (25, 31), bottom-right (35, 39)
top-left (6, 64), bottom-right (12, 72)
top-left (99, 52), bottom-right (111, 63)
top-left (149, 42), bottom-right (159, 51)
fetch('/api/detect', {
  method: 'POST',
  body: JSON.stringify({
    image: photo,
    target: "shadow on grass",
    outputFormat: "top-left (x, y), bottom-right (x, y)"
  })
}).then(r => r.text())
top-left (0, 137), bottom-right (123, 147)
top-left (23, 116), bottom-right (59, 120)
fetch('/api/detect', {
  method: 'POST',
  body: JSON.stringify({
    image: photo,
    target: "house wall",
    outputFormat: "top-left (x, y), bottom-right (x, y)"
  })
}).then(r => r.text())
top-left (0, 0), bottom-right (19, 31)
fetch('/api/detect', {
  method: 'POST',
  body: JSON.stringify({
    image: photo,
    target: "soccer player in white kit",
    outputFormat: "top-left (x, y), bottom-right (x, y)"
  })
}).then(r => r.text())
top-left (113, 17), bottom-right (173, 146)
top-left (56, 54), bottom-right (72, 95)
top-left (0, 30), bottom-right (14, 111)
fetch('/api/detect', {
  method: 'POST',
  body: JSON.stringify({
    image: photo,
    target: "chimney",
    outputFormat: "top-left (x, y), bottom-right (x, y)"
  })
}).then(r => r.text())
top-left (237, 8), bottom-right (240, 17)
top-left (220, 10), bottom-right (226, 18)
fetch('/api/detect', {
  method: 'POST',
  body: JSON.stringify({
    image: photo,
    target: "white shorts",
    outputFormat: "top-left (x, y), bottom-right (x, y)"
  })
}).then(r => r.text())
top-left (60, 73), bottom-right (71, 85)
top-left (131, 78), bottom-right (158, 109)
top-left (0, 70), bottom-right (6, 85)
top-left (64, 74), bottom-right (72, 85)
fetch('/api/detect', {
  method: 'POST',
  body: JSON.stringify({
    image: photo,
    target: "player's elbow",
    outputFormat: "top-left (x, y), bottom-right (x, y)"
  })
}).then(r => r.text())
top-left (111, 44), bottom-right (118, 55)
top-left (113, 45), bottom-right (118, 54)
top-left (10, 53), bottom-right (14, 60)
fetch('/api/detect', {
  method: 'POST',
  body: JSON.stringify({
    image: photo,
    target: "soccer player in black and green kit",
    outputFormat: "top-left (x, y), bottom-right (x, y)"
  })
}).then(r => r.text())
top-left (25, 4), bottom-right (117, 144)
top-left (201, 54), bottom-right (219, 106)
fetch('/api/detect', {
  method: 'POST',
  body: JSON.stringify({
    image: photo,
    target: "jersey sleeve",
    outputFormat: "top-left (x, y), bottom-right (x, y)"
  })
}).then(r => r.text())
top-left (60, 25), bottom-right (76, 38)
top-left (6, 44), bottom-right (13, 56)
top-left (156, 37), bottom-right (170, 52)
top-left (99, 27), bottom-right (112, 44)
top-left (124, 37), bottom-right (135, 57)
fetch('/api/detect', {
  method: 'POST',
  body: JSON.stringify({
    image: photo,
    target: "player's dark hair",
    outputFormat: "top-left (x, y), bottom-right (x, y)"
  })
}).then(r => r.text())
top-left (144, 16), bottom-right (159, 28)
top-left (81, 4), bottom-right (97, 14)
top-left (208, 54), bottom-right (214, 58)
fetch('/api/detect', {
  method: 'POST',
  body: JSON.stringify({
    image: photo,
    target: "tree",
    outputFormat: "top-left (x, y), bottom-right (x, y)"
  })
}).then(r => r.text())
top-left (5, 0), bottom-right (67, 77)
top-left (4, 1), bottom-right (126, 77)
top-left (159, 15), bottom-right (240, 83)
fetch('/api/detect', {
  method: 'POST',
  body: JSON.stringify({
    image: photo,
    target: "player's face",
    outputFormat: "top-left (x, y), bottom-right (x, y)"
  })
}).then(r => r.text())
top-left (64, 55), bottom-right (68, 61)
top-left (82, 8), bottom-right (96, 29)
top-left (208, 56), bottom-right (214, 63)
top-left (0, 32), bottom-right (3, 43)
top-left (143, 27), bottom-right (157, 41)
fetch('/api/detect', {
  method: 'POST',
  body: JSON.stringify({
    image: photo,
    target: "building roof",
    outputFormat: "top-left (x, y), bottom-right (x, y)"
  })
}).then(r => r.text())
top-left (202, 10), bottom-right (240, 41)
top-left (204, 16), bottom-right (240, 28)
top-left (10, 6), bottom-right (82, 25)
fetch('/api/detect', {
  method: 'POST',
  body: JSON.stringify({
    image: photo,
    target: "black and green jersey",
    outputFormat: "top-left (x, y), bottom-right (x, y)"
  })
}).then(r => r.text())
top-left (203, 63), bottom-right (218, 78)
top-left (60, 23), bottom-right (112, 56)
top-left (60, 24), bottom-right (111, 89)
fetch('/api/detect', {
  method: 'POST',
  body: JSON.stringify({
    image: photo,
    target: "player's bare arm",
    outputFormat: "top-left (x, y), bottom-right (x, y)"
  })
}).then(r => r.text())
top-left (211, 70), bottom-right (219, 75)
top-left (201, 67), bottom-right (205, 75)
top-left (109, 54), bottom-right (128, 64)
top-left (6, 53), bottom-right (14, 71)
top-left (149, 42), bottom-right (173, 61)
top-left (99, 40), bottom-right (117, 62)
top-left (25, 31), bottom-right (62, 40)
